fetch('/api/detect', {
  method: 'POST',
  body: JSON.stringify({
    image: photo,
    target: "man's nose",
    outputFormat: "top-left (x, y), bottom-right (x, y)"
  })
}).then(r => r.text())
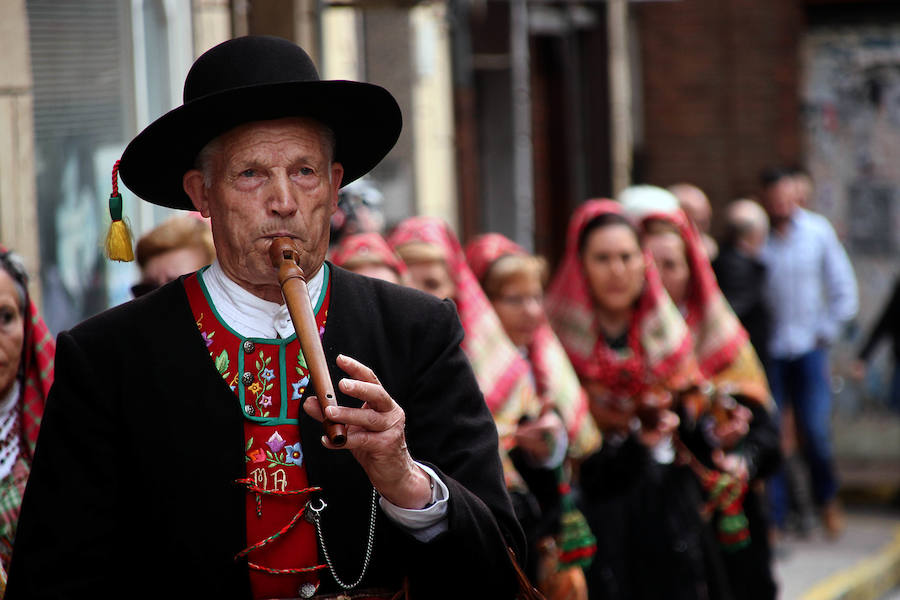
top-left (268, 172), bottom-right (298, 217)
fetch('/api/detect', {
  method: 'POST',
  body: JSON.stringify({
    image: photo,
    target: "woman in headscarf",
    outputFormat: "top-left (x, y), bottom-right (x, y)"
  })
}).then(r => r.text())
top-left (466, 233), bottom-right (601, 600)
top-left (545, 200), bottom-right (731, 600)
top-left (639, 209), bottom-right (781, 600)
top-left (0, 249), bottom-right (55, 588)
top-left (388, 217), bottom-right (562, 585)
top-left (329, 232), bottom-right (406, 285)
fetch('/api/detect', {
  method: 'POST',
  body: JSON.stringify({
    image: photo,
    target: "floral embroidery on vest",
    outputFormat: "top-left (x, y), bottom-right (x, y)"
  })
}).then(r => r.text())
top-left (183, 267), bottom-right (332, 599)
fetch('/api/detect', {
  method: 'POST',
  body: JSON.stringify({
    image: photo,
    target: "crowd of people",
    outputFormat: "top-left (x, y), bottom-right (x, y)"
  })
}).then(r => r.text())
top-left (0, 35), bottom-right (868, 600)
top-left (328, 168), bottom-right (859, 600)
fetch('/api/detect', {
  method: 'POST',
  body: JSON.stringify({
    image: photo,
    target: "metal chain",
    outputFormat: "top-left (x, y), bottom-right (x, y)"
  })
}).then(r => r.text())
top-left (308, 487), bottom-right (378, 591)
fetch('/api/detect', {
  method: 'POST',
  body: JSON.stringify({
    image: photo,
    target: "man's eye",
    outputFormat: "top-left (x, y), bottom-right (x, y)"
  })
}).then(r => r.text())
top-left (240, 169), bottom-right (257, 177)
top-left (298, 167), bottom-right (314, 176)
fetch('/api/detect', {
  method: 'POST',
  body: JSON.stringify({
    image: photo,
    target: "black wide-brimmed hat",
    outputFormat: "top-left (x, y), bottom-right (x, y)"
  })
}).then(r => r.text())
top-left (118, 35), bottom-right (402, 210)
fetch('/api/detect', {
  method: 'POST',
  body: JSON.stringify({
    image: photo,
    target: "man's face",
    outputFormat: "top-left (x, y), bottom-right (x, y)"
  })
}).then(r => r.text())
top-left (133, 246), bottom-right (210, 297)
top-left (678, 189), bottom-right (711, 233)
top-left (762, 178), bottom-right (797, 224)
top-left (184, 118), bottom-right (343, 301)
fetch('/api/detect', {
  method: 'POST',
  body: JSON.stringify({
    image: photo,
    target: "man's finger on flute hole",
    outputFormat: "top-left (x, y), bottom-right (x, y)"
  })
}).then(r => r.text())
top-left (325, 404), bottom-right (402, 432)
top-left (303, 396), bottom-right (326, 422)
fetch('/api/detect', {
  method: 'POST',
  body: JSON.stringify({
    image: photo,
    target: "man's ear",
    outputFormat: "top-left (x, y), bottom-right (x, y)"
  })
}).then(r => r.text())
top-left (330, 162), bottom-right (345, 212)
top-left (183, 169), bottom-right (210, 217)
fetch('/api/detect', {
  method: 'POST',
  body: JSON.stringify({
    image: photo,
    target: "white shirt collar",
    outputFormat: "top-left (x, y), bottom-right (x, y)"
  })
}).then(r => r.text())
top-left (200, 260), bottom-right (326, 339)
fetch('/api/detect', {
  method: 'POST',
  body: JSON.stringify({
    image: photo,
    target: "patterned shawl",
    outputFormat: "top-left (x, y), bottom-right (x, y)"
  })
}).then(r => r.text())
top-left (639, 210), bottom-right (771, 406)
top-left (388, 218), bottom-right (540, 482)
top-left (544, 200), bottom-right (696, 399)
top-left (0, 251), bottom-right (55, 576)
top-left (0, 248), bottom-right (55, 458)
top-left (329, 232), bottom-right (407, 278)
top-left (465, 233), bottom-right (600, 458)
top-left (20, 297), bottom-right (54, 458)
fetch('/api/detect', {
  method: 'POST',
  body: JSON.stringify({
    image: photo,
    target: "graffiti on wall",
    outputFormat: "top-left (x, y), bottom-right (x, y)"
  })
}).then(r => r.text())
top-left (803, 26), bottom-right (900, 408)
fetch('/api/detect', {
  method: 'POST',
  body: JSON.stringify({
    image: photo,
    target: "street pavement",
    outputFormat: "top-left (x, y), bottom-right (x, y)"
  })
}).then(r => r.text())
top-left (774, 505), bottom-right (900, 600)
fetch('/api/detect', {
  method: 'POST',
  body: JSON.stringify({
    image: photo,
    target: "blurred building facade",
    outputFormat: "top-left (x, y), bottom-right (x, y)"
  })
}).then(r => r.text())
top-left (1, 0), bottom-right (899, 355)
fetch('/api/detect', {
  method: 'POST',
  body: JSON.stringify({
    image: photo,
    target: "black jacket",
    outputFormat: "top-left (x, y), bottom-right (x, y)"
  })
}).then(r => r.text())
top-left (713, 245), bottom-right (771, 369)
top-left (858, 276), bottom-right (900, 363)
top-left (8, 264), bottom-right (524, 599)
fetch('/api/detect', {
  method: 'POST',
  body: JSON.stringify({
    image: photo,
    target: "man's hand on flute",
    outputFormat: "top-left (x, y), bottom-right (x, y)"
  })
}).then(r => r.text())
top-left (303, 353), bottom-right (434, 510)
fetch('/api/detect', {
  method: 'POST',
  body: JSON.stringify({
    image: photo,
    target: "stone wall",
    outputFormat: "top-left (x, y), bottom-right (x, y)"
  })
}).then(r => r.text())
top-left (0, 0), bottom-right (40, 306)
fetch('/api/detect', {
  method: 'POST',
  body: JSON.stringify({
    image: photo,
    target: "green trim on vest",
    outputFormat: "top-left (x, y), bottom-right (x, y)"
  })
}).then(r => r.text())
top-left (195, 264), bottom-right (330, 426)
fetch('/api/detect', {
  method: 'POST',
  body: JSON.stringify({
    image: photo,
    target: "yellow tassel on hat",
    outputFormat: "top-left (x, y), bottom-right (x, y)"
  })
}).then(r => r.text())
top-left (105, 160), bottom-right (134, 262)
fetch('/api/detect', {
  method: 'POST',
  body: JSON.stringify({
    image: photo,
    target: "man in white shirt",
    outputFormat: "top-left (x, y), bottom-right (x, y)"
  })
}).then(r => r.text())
top-left (760, 166), bottom-right (858, 539)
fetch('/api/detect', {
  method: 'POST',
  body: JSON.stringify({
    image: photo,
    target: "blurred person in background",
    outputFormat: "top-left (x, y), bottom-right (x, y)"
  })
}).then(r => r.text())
top-left (545, 200), bottom-right (732, 600)
top-left (0, 250), bottom-right (55, 591)
top-left (639, 210), bottom-right (781, 600)
top-left (669, 183), bottom-right (719, 260)
top-left (132, 215), bottom-right (215, 297)
top-left (389, 217), bottom-right (563, 588)
top-left (618, 184), bottom-right (679, 218)
top-left (329, 178), bottom-right (385, 247)
top-left (791, 167), bottom-right (815, 209)
top-left (759, 166), bottom-right (858, 539)
top-left (329, 232), bottom-right (406, 285)
top-left (715, 199), bottom-right (815, 542)
top-left (852, 275), bottom-right (900, 413)
top-left (466, 233), bottom-right (601, 600)
top-left (713, 200), bottom-right (772, 370)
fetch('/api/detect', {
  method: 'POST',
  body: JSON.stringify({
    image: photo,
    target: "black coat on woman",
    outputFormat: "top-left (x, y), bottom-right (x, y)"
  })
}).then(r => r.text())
top-left (7, 265), bottom-right (524, 599)
top-left (578, 424), bottom-right (734, 600)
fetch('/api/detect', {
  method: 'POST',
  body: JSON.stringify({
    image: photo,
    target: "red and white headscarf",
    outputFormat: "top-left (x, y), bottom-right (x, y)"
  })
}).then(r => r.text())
top-left (388, 218), bottom-right (536, 414)
top-left (0, 248), bottom-right (54, 459)
top-left (638, 210), bottom-right (770, 405)
top-left (20, 297), bottom-right (54, 459)
top-left (388, 218), bottom-right (540, 489)
top-left (329, 232), bottom-right (406, 279)
top-left (544, 200), bottom-right (696, 398)
top-left (465, 233), bottom-right (600, 458)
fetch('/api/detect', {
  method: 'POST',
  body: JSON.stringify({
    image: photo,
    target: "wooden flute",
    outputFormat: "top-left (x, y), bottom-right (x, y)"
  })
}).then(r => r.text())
top-left (269, 237), bottom-right (347, 447)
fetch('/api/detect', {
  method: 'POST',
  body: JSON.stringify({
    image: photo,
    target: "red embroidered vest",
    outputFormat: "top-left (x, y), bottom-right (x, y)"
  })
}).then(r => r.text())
top-left (184, 267), bottom-right (331, 599)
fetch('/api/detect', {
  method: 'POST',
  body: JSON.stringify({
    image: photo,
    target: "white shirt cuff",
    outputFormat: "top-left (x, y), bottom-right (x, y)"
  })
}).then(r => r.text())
top-left (378, 462), bottom-right (449, 543)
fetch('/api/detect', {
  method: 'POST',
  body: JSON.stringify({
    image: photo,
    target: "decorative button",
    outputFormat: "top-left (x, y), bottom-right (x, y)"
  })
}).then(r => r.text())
top-left (299, 582), bottom-right (317, 598)
top-left (245, 405), bottom-right (255, 415)
top-left (241, 372), bottom-right (254, 386)
top-left (242, 340), bottom-right (255, 353)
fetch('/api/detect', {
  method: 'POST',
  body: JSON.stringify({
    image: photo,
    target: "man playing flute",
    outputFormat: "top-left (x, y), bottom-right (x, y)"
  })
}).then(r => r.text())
top-left (8, 36), bottom-right (524, 600)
